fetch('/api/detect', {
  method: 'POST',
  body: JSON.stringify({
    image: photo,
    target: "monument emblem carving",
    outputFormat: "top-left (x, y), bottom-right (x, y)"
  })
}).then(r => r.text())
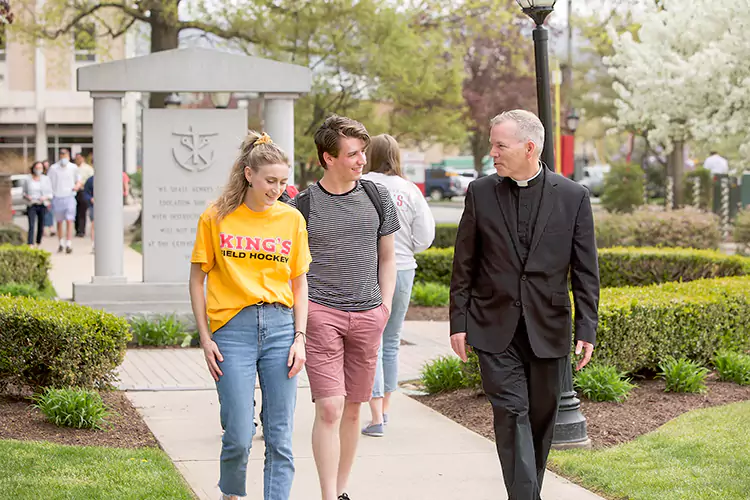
top-left (172, 126), bottom-right (218, 172)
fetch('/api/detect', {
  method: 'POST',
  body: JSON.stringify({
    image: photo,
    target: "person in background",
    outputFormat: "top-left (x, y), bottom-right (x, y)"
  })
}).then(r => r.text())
top-left (123, 171), bottom-right (130, 205)
top-left (361, 134), bottom-right (435, 437)
top-left (703, 151), bottom-right (729, 177)
top-left (83, 174), bottom-right (95, 253)
top-left (22, 161), bottom-right (53, 248)
top-left (41, 159), bottom-right (55, 237)
top-left (74, 153), bottom-right (94, 237)
top-left (47, 149), bottom-right (81, 254)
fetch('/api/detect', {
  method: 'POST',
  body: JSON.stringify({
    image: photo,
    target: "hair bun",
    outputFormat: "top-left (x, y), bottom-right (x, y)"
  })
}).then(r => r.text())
top-left (255, 133), bottom-right (273, 146)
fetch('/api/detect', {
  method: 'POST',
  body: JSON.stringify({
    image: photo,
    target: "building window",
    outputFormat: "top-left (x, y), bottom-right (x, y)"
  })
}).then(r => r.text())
top-left (74, 23), bottom-right (96, 62)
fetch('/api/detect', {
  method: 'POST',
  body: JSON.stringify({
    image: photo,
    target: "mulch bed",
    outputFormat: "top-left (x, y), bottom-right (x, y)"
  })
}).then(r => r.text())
top-left (415, 375), bottom-right (750, 448)
top-left (405, 305), bottom-right (449, 322)
top-left (0, 390), bottom-right (158, 449)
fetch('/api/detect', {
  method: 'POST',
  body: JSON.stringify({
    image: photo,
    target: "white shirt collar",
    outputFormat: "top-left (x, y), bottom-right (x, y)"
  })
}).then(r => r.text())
top-left (511, 163), bottom-right (543, 187)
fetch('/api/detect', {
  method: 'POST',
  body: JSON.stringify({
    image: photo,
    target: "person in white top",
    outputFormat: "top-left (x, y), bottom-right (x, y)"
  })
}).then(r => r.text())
top-left (703, 151), bottom-right (729, 176)
top-left (361, 134), bottom-right (436, 437)
top-left (47, 148), bottom-right (82, 253)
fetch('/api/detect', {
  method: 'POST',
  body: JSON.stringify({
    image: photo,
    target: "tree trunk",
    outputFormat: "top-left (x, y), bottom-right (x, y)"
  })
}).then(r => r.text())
top-left (669, 141), bottom-right (685, 208)
top-left (471, 129), bottom-right (488, 177)
top-left (147, 1), bottom-right (180, 109)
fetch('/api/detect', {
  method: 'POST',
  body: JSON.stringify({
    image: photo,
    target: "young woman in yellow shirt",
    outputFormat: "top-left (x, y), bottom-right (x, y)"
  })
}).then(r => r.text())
top-left (189, 131), bottom-right (311, 500)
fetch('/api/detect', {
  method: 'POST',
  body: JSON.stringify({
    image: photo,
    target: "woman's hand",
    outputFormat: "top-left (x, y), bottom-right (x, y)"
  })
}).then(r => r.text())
top-left (287, 335), bottom-right (306, 378)
top-left (202, 339), bottom-right (224, 382)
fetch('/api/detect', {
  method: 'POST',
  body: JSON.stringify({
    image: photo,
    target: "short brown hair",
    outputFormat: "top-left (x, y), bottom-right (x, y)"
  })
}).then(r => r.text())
top-left (365, 134), bottom-right (403, 177)
top-left (314, 115), bottom-right (370, 169)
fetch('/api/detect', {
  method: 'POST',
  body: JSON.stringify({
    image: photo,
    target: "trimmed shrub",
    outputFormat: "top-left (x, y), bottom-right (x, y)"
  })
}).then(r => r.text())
top-left (713, 350), bottom-right (750, 386)
top-left (601, 163), bottom-right (645, 214)
top-left (684, 168), bottom-right (714, 210)
top-left (129, 314), bottom-right (191, 347)
top-left (411, 282), bottom-right (449, 307)
top-left (415, 246), bottom-right (750, 289)
top-left (574, 364), bottom-right (636, 402)
top-left (0, 282), bottom-right (45, 298)
top-left (415, 248), bottom-right (453, 286)
top-left (0, 224), bottom-right (25, 246)
top-left (432, 224), bottom-right (459, 249)
top-left (462, 349), bottom-right (482, 390)
top-left (658, 357), bottom-right (709, 394)
top-left (0, 245), bottom-right (50, 291)
top-left (420, 356), bottom-right (466, 394)
top-left (33, 387), bottom-right (109, 430)
top-left (734, 208), bottom-right (750, 256)
top-left (595, 208), bottom-right (722, 250)
top-left (598, 247), bottom-right (750, 287)
top-left (594, 277), bottom-right (750, 373)
top-left (0, 297), bottom-right (131, 391)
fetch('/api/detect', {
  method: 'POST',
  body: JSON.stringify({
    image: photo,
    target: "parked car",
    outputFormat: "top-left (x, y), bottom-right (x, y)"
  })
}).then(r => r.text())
top-left (11, 174), bottom-right (29, 216)
top-left (576, 164), bottom-right (610, 197)
top-left (424, 167), bottom-right (467, 201)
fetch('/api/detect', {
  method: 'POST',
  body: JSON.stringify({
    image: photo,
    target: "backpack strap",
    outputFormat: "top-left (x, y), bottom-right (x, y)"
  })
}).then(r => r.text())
top-left (295, 188), bottom-right (312, 224)
top-left (359, 179), bottom-right (384, 232)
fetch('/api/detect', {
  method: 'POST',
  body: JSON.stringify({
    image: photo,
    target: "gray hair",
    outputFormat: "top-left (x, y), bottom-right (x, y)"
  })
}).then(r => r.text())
top-left (490, 110), bottom-right (545, 156)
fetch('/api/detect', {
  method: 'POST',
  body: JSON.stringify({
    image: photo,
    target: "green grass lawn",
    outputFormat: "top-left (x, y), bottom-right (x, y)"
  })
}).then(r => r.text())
top-left (549, 401), bottom-right (750, 500)
top-left (0, 439), bottom-right (195, 499)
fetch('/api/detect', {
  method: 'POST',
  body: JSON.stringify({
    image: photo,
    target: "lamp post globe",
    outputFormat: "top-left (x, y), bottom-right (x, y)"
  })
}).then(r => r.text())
top-left (210, 92), bottom-right (232, 109)
top-left (516, 0), bottom-right (590, 450)
top-left (566, 108), bottom-right (580, 134)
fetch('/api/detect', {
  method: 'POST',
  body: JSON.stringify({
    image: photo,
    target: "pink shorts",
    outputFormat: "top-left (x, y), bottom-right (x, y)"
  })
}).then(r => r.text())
top-left (305, 301), bottom-right (389, 403)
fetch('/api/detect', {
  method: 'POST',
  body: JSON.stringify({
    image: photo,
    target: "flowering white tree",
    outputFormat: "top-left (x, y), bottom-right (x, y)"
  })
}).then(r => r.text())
top-left (606, 0), bottom-right (750, 206)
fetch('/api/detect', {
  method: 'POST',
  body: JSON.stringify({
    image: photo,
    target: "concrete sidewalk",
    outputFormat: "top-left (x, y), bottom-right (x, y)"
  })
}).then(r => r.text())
top-left (38, 228), bottom-right (602, 500)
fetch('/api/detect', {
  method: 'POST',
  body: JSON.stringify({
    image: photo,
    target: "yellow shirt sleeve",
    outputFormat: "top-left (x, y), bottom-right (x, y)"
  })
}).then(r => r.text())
top-left (291, 215), bottom-right (312, 279)
top-left (191, 211), bottom-right (215, 274)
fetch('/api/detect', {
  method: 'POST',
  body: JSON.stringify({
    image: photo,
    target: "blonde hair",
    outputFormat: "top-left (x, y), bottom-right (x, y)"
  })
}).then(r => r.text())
top-left (213, 131), bottom-right (289, 221)
top-left (365, 134), bottom-right (403, 177)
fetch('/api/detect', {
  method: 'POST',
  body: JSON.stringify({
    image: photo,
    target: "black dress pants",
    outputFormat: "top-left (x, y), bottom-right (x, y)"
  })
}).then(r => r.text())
top-left (475, 319), bottom-right (563, 500)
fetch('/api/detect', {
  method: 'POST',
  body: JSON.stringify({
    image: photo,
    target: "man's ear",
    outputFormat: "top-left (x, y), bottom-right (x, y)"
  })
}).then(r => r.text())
top-left (322, 151), bottom-right (334, 168)
top-left (526, 140), bottom-right (536, 159)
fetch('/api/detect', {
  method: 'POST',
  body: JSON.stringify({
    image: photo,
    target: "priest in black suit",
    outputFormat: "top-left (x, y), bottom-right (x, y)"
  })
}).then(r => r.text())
top-left (449, 109), bottom-right (600, 500)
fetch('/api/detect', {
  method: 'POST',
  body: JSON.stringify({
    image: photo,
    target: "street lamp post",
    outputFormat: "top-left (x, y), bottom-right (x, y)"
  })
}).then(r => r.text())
top-left (567, 108), bottom-right (582, 180)
top-left (517, 0), bottom-right (556, 170)
top-left (516, 0), bottom-right (591, 449)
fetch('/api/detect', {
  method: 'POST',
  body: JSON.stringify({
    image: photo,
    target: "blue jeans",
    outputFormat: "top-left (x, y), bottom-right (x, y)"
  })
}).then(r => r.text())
top-left (26, 204), bottom-right (46, 245)
top-left (213, 303), bottom-right (297, 499)
top-left (372, 269), bottom-right (415, 398)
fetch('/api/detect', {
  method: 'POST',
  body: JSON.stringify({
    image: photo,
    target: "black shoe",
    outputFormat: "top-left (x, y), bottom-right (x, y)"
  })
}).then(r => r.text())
top-left (57, 244), bottom-right (64, 253)
top-left (65, 246), bottom-right (73, 254)
top-left (338, 494), bottom-right (351, 500)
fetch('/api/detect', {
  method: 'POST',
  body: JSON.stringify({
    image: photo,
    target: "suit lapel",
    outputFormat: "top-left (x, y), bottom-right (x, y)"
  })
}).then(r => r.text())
top-left (528, 171), bottom-right (557, 258)
top-left (494, 178), bottom-right (522, 264)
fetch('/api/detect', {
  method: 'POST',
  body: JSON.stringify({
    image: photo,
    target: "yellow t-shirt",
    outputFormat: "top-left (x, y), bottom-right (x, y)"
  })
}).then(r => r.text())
top-left (191, 201), bottom-right (312, 332)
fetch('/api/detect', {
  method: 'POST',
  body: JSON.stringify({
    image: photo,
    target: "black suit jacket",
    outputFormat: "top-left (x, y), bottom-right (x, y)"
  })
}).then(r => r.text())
top-left (449, 172), bottom-right (600, 359)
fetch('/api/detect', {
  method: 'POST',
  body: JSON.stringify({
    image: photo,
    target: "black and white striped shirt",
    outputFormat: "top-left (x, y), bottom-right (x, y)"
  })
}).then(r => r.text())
top-left (291, 181), bottom-right (400, 311)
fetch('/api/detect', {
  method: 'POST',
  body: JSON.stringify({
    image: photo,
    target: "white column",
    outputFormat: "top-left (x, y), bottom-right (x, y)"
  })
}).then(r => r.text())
top-left (92, 91), bottom-right (126, 283)
top-left (263, 94), bottom-right (297, 185)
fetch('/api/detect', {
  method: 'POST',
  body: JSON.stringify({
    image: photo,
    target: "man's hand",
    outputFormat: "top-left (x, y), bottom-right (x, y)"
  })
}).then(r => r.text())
top-left (450, 332), bottom-right (471, 362)
top-left (202, 339), bottom-right (224, 382)
top-left (575, 340), bottom-right (594, 371)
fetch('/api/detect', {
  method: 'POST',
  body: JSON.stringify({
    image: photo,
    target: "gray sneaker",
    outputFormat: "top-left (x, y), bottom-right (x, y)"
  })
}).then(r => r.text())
top-left (361, 422), bottom-right (384, 437)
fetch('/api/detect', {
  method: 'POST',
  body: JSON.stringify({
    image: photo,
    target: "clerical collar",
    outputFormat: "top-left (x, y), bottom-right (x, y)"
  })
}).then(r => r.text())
top-left (511, 164), bottom-right (543, 187)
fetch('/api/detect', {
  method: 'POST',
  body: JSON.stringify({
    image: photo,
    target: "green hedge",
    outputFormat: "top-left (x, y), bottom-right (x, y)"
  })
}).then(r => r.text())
top-left (432, 224), bottom-right (459, 249)
top-left (0, 297), bottom-right (131, 391)
top-left (0, 245), bottom-right (50, 291)
top-left (595, 277), bottom-right (750, 373)
top-left (414, 247), bottom-right (750, 288)
top-left (595, 208), bottom-right (721, 250)
top-left (0, 224), bottom-right (25, 246)
top-left (599, 247), bottom-right (750, 287)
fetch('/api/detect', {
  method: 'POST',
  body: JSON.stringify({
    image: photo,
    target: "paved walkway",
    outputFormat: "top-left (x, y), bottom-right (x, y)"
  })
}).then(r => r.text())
top-left (38, 226), bottom-right (603, 500)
